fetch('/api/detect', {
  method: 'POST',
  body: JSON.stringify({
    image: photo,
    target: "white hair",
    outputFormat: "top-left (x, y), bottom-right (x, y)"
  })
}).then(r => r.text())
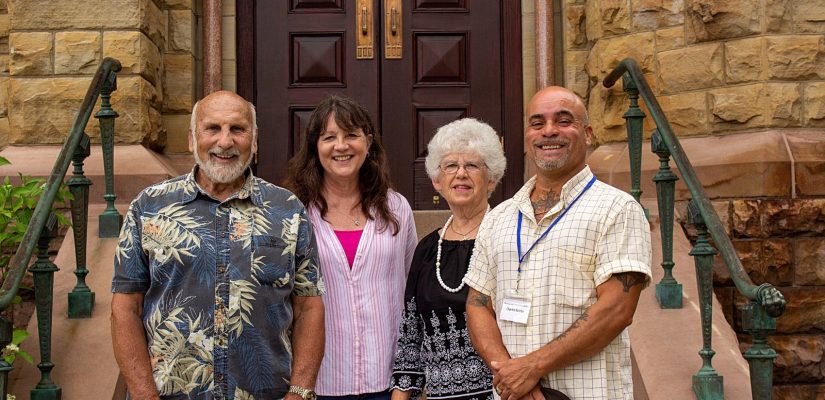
top-left (189, 95), bottom-right (259, 144)
top-left (424, 118), bottom-right (506, 186)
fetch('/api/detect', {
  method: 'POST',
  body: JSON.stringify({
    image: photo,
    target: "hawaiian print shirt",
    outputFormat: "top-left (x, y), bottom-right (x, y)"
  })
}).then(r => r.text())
top-left (112, 168), bottom-right (324, 400)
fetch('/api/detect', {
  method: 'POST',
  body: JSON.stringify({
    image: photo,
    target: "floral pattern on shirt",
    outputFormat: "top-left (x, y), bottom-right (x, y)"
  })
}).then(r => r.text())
top-left (112, 169), bottom-right (324, 400)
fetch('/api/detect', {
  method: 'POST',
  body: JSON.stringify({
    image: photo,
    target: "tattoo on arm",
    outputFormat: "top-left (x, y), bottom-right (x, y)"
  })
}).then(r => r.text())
top-left (553, 310), bottom-right (589, 342)
top-left (613, 272), bottom-right (648, 293)
top-left (468, 292), bottom-right (491, 307)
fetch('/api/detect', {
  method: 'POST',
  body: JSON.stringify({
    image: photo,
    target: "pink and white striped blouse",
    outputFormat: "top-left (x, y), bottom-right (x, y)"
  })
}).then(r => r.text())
top-left (310, 191), bottom-right (417, 395)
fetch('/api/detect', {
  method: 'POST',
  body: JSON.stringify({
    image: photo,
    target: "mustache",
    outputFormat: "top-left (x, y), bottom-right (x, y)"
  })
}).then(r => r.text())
top-left (208, 148), bottom-right (240, 157)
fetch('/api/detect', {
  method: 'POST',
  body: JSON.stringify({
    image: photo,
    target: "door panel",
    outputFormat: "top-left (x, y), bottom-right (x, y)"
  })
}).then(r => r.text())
top-left (239, 0), bottom-right (522, 209)
top-left (255, 1), bottom-right (379, 186)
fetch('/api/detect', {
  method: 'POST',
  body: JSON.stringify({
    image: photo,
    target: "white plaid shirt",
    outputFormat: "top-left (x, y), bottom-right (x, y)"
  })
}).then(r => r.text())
top-left (464, 166), bottom-right (651, 400)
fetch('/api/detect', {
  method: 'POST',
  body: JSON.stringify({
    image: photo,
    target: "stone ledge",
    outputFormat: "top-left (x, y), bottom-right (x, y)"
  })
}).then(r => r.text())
top-left (588, 129), bottom-right (825, 199)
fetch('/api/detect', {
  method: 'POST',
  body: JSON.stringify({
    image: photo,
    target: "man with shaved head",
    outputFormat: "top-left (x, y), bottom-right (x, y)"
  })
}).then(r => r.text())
top-left (465, 87), bottom-right (652, 400)
top-left (111, 91), bottom-right (325, 400)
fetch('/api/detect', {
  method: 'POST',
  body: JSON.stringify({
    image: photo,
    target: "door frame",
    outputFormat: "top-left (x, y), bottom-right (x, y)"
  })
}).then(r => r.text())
top-left (236, 0), bottom-right (524, 199)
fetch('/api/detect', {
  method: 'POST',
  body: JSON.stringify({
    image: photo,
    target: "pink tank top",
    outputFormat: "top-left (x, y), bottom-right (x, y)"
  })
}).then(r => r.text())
top-left (333, 229), bottom-right (364, 268)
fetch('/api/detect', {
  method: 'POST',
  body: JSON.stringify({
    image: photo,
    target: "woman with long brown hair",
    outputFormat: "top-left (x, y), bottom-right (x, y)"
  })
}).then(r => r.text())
top-left (284, 95), bottom-right (417, 400)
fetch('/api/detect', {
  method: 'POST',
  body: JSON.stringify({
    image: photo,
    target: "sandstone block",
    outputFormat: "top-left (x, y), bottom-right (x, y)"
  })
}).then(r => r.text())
top-left (708, 84), bottom-right (765, 130)
top-left (103, 31), bottom-right (161, 86)
top-left (600, 0), bottom-right (631, 35)
top-left (732, 199), bottom-right (761, 238)
top-left (8, 77), bottom-right (89, 144)
top-left (765, 83), bottom-right (802, 128)
top-left (0, 14), bottom-right (9, 37)
top-left (766, 0), bottom-right (793, 33)
top-left (776, 287), bottom-right (825, 334)
top-left (585, 85), bottom-right (631, 144)
top-left (804, 83), bottom-right (825, 128)
top-left (759, 239), bottom-right (794, 286)
top-left (54, 31), bottom-right (101, 75)
top-left (657, 43), bottom-right (723, 93)
top-left (164, 0), bottom-right (193, 9)
top-left (0, 76), bottom-right (8, 117)
top-left (712, 287), bottom-right (735, 327)
top-left (766, 36), bottom-right (825, 80)
top-left (0, 118), bottom-right (8, 149)
top-left (565, 4), bottom-right (587, 49)
top-left (763, 199), bottom-right (825, 236)
top-left (631, 0), bottom-right (683, 31)
top-left (686, 0), bottom-right (759, 43)
top-left (654, 26), bottom-right (684, 52)
top-left (584, 0), bottom-right (602, 42)
top-left (9, 32), bottom-right (52, 76)
top-left (773, 384), bottom-right (825, 400)
top-left (9, 0), bottom-right (140, 30)
top-left (785, 131), bottom-right (825, 197)
top-left (168, 9), bottom-right (194, 53)
top-left (770, 335), bottom-right (825, 383)
top-left (656, 91), bottom-right (708, 136)
top-left (162, 113), bottom-right (192, 153)
top-left (724, 37), bottom-right (762, 83)
top-left (795, 239), bottom-right (825, 286)
top-left (794, 0), bottom-right (825, 33)
top-left (142, 106), bottom-right (165, 151)
top-left (163, 53), bottom-right (195, 113)
top-left (587, 32), bottom-right (655, 77)
top-left (564, 51), bottom-right (589, 100)
top-left (141, 0), bottom-right (166, 47)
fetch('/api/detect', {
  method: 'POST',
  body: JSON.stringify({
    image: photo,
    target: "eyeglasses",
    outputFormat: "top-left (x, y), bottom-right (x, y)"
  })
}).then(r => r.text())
top-left (439, 161), bottom-right (486, 174)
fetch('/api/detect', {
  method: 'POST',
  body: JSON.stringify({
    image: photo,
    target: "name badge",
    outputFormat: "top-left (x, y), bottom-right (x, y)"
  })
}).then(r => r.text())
top-left (500, 297), bottom-right (531, 324)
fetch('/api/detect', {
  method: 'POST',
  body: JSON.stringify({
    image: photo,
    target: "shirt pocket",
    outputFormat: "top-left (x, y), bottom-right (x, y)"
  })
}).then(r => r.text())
top-left (548, 245), bottom-right (596, 308)
top-left (252, 235), bottom-right (294, 288)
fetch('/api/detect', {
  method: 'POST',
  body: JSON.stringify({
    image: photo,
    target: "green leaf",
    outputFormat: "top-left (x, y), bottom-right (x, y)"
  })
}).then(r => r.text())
top-left (0, 156), bottom-right (10, 167)
top-left (11, 329), bottom-right (28, 345)
top-left (16, 349), bottom-right (33, 364)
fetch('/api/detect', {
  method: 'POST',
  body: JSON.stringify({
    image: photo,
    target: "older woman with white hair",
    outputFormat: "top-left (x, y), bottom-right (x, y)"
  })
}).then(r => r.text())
top-left (390, 118), bottom-right (505, 400)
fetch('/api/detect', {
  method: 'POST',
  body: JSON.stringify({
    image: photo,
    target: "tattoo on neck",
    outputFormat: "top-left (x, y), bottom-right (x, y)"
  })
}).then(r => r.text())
top-left (468, 292), bottom-right (491, 307)
top-left (614, 272), bottom-right (648, 293)
top-left (532, 189), bottom-right (560, 218)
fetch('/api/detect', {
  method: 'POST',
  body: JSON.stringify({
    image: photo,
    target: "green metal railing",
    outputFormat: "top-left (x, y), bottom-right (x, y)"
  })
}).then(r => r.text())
top-left (0, 58), bottom-right (122, 399)
top-left (603, 58), bottom-right (787, 400)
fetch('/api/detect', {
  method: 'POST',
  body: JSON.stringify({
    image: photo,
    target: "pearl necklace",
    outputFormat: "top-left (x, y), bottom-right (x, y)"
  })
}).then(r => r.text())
top-left (435, 206), bottom-right (489, 293)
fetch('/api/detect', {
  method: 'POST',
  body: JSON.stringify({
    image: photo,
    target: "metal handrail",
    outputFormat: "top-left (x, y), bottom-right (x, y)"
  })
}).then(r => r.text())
top-left (603, 58), bottom-right (785, 317)
top-left (0, 57), bottom-right (122, 310)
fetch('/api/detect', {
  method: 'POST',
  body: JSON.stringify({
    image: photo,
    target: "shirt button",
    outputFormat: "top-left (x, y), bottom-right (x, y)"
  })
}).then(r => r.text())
top-left (217, 265), bottom-right (226, 274)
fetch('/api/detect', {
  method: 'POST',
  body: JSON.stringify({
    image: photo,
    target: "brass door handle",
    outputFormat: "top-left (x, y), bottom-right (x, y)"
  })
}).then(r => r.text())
top-left (384, 0), bottom-right (402, 59)
top-left (356, 0), bottom-right (374, 59)
top-left (361, 6), bottom-right (368, 35)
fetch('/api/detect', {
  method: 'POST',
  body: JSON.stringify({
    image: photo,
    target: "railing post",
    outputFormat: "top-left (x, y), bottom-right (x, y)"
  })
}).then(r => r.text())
top-left (742, 298), bottom-right (778, 400)
top-left (0, 317), bottom-right (12, 398)
top-left (688, 200), bottom-right (724, 399)
top-left (67, 133), bottom-right (95, 318)
top-left (29, 213), bottom-right (61, 400)
top-left (621, 72), bottom-right (645, 207)
top-left (97, 70), bottom-right (122, 238)
top-left (651, 129), bottom-right (682, 308)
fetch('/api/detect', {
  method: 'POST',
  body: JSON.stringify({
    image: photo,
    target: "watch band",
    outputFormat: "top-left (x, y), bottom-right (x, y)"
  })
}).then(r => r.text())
top-left (288, 385), bottom-right (316, 400)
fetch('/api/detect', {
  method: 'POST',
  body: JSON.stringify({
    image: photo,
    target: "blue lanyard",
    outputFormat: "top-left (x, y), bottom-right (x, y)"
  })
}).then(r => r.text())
top-left (517, 176), bottom-right (596, 268)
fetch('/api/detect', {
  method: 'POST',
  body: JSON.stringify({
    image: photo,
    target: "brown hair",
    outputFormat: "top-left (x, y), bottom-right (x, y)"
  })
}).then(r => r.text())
top-left (284, 95), bottom-right (400, 234)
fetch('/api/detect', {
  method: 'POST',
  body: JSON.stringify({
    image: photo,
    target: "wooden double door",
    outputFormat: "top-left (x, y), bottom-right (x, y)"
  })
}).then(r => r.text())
top-left (238, 0), bottom-right (523, 209)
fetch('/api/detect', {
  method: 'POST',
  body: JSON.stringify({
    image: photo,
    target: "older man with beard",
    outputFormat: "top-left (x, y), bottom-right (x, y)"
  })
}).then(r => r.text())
top-left (111, 91), bottom-right (325, 400)
top-left (464, 86), bottom-right (651, 400)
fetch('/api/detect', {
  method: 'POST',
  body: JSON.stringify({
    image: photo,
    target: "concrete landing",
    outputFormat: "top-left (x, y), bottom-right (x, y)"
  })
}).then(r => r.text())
top-left (9, 204), bottom-right (126, 399)
top-left (631, 202), bottom-right (752, 399)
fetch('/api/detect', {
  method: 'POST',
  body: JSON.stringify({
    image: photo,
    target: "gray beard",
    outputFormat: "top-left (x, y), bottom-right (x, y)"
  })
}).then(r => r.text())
top-left (194, 151), bottom-right (252, 184)
top-left (535, 152), bottom-right (570, 171)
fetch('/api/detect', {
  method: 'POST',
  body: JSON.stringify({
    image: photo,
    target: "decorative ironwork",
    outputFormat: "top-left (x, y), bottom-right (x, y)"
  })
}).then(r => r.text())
top-left (0, 317), bottom-right (12, 398)
top-left (651, 129), bottom-right (682, 308)
top-left (688, 200), bottom-right (723, 399)
top-left (67, 133), bottom-right (95, 318)
top-left (97, 68), bottom-right (122, 238)
top-left (29, 213), bottom-right (62, 400)
top-left (604, 58), bottom-right (786, 396)
top-left (622, 73), bottom-right (645, 206)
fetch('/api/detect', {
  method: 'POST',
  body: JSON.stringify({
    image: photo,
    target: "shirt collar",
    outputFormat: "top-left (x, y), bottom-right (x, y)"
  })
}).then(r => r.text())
top-left (183, 165), bottom-right (263, 206)
top-left (514, 165), bottom-right (595, 223)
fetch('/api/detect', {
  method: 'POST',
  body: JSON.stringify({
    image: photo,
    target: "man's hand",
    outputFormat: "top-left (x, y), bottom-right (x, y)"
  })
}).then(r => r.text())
top-left (491, 357), bottom-right (541, 400)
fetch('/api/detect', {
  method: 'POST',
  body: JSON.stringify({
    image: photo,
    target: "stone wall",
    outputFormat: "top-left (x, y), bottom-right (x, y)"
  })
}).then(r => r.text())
top-left (3, 0), bottom-right (197, 150)
top-left (565, 0), bottom-right (825, 144)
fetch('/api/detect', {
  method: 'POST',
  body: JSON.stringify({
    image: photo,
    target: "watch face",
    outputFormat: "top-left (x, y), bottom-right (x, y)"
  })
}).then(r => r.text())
top-left (306, 392), bottom-right (317, 400)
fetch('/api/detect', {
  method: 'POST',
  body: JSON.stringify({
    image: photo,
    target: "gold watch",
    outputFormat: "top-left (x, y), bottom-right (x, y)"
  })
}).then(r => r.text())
top-left (288, 385), bottom-right (317, 400)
